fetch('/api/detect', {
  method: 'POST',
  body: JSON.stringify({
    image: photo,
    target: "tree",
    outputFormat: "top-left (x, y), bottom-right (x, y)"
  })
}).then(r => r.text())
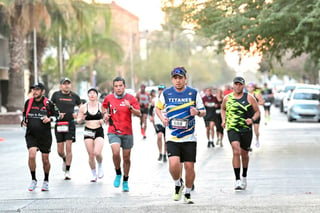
top-left (186, 0), bottom-right (320, 82)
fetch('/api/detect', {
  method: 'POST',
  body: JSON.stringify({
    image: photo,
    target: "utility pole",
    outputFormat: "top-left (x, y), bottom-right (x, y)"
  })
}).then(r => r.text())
top-left (33, 28), bottom-right (38, 84)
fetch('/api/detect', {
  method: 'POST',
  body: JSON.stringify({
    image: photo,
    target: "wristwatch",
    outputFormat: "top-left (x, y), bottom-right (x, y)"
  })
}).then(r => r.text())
top-left (129, 105), bottom-right (133, 110)
top-left (197, 110), bottom-right (201, 116)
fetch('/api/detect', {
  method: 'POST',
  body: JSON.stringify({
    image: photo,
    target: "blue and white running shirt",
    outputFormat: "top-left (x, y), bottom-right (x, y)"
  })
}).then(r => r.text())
top-left (157, 86), bottom-right (205, 142)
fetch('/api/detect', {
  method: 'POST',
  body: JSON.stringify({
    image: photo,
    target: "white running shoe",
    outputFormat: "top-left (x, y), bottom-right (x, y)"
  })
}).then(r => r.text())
top-left (91, 175), bottom-right (97, 182)
top-left (64, 171), bottom-right (71, 180)
top-left (234, 180), bottom-right (243, 191)
top-left (28, 180), bottom-right (37, 191)
top-left (41, 181), bottom-right (49, 191)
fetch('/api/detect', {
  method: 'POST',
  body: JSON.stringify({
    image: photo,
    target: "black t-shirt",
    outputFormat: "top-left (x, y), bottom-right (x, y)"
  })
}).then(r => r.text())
top-left (51, 91), bottom-right (81, 122)
top-left (23, 97), bottom-right (59, 136)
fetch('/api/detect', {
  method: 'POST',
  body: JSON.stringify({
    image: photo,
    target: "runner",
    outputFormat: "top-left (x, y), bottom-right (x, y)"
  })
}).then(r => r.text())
top-left (247, 82), bottom-right (264, 148)
top-left (221, 76), bottom-right (260, 190)
top-left (262, 83), bottom-right (274, 125)
top-left (22, 83), bottom-right (61, 191)
top-left (214, 88), bottom-right (224, 147)
top-left (202, 87), bottom-right (219, 148)
top-left (77, 88), bottom-right (105, 182)
top-left (51, 77), bottom-right (81, 180)
top-left (149, 85), bottom-right (167, 162)
top-left (102, 77), bottom-right (141, 192)
top-left (136, 84), bottom-right (150, 139)
top-left (156, 67), bottom-right (205, 204)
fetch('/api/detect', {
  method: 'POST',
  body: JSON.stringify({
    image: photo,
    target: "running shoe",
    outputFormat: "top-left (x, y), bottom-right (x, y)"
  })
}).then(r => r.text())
top-left (163, 155), bottom-right (167, 163)
top-left (114, 174), bottom-right (122, 188)
top-left (207, 141), bottom-right (210, 148)
top-left (173, 184), bottom-right (184, 201)
top-left (216, 139), bottom-right (220, 146)
top-left (184, 193), bottom-right (194, 204)
top-left (234, 179), bottom-right (244, 191)
top-left (41, 181), bottom-right (49, 191)
top-left (98, 166), bottom-right (104, 179)
top-left (255, 138), bottom-right (260, 148)
top-left (62, 161), bottom-right (66, 172)
top-left (158, 154), bottom-right (162, 161)
top-left (28, 180), bottom-right (37, 191)
top-left (241, 177), bottom-right (247, 190)
top-left (122, 181), bottom-right (129, 192)
top-left (210, 141), bottom-right (215, 148)
top-left (64, 171), bottom-right (71, 180)
top-left (220, 139), bottom-right (223, 147)
top-left (91, 175), bottom-right (97, 182)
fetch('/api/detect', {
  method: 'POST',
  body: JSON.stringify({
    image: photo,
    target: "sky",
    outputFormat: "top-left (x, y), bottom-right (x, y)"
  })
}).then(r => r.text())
top-left (93, 0), bottom-right (165, 31)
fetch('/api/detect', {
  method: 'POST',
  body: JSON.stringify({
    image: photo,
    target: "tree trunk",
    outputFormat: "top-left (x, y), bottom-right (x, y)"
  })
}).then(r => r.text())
top-left (7, 25), bottom-right (26, 112)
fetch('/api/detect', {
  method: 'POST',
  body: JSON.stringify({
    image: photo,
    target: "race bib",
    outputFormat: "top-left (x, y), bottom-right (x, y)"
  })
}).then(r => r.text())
top-left (84, 129), bottom-right (95, 138)
top-left (206, 102), bottom-right (215, 107)
top-left (264, 102), bottom-right (271, 106)
top-left (215, 109), bottom-right (221, 114)
top-left (57, 121), bottom-right (69, 132)
top-left (171, 118), bottom-right (188, 129)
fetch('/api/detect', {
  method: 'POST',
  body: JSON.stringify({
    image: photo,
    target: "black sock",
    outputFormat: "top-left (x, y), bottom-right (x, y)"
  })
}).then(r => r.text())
top-left (44, 173), bottom-right (49, 182)
top-left (234, 168), bottom-right (241, 180)
top-left (66, 165), bottom-right (70, 171)
top-left (123, 176), bottom-right (129, 182)
top-left (116, 168), bottom-right (122, 175)
top-left (31, 171), bottom-right (36, 181)
top-left (242, 168), bottom-right (248, 177)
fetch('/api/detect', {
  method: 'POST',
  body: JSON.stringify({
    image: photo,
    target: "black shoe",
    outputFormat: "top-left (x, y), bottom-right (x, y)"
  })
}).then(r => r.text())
top-left (207, 141), bottom-right (211, 148)
top-left (211, 142), bottom-right (215, 148)
top-left (163, 155), bottom-right (167, 162)
top-left (158, 154), bottom-right (162, 161)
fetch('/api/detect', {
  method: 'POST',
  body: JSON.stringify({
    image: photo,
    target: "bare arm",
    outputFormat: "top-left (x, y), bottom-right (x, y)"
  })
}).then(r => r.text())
top-left (246, 95), bottom-right (261, 125)
top-left (221, 95), bottom-right (228, 129)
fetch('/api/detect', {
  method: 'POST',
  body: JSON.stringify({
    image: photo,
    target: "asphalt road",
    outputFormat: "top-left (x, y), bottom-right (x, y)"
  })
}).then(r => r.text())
top-left (0, 107), bottom-right (319, 212)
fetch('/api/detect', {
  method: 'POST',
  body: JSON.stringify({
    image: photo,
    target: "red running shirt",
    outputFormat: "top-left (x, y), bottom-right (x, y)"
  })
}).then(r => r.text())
top-left (102, 93), bottom-right (140, 135)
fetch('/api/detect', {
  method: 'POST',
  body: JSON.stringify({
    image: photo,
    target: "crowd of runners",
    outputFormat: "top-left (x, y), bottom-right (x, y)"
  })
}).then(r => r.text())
top-left (21, 67), bottom-right (273, 204)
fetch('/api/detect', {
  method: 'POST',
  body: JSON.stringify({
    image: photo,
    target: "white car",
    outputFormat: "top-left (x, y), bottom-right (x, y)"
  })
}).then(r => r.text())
top-left (287, 88), bottom-right (320, 122)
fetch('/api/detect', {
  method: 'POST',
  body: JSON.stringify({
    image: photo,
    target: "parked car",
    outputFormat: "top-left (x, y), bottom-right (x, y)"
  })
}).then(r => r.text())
top-left (287, 88), bottom-right (320, 122)
top-left (279, 84), bottom-right (299, 112)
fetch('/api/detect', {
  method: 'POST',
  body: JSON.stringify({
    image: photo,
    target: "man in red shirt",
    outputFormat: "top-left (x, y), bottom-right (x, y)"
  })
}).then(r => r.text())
top-left (136, 84), bottom-right (150, 139)
top-left (102, 77), bottom-right (141, 192)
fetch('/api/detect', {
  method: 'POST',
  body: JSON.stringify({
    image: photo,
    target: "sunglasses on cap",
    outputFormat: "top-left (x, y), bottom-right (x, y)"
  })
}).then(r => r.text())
top-left (171, 67), bottom-right (187, 77)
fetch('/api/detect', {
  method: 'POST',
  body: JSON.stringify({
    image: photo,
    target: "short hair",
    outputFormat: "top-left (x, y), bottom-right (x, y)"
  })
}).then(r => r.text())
top-left (113, 77), bottom-right (126, 85)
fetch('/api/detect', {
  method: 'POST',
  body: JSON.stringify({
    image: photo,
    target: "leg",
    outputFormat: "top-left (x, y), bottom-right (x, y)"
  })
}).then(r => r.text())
top-left (84, 139), bottom-right (96, 170)
top-left (122, 149), bottom-right (131, 177)
top-left (28, 147), bottom-right (37, 178)
top-left (94, 137), bottom-right (104, 164)
top-left (169, 156), bottom-right (182, 181)
top-left (65, 140), bottom-right (73, 168)
top-left (231, 141), bottom-right (241, 179)
top-left (184, 162), bottom-right (195, 189)
top-left (41, 153), bottom-right (50, 179)
top-left (210, 121), bottom-right (215, 141)
top-left (57, 142), bottom-right (65, 160)
top-left (111, 143), bottom-right (121, 170)
top-left (157, 132), bottom-right (163, 154)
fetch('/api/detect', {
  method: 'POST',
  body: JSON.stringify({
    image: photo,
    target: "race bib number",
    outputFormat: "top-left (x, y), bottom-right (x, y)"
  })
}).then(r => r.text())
top-left (171, 118), bottom-right (188, 129)
top-left (57, 121), bottom-right (69, 132)
top-left (84, 129), bottom-right (95, 138)
top-left (215, 109), bottom-right (221, 114)
top-left (264, 102), bottom-right (271, 106)
top-left (206, 102), bottom-right (215, 107)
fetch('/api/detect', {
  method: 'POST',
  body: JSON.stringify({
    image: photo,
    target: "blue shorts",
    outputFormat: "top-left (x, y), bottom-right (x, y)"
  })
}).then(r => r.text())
top-left (107, 133), bottom-right (133, 149)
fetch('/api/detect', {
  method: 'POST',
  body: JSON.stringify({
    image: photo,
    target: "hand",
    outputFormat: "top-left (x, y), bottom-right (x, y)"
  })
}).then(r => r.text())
top-left (42, 116), bottom-right (51, 124)
top-left (124, 99), bottom-right (130, 108)
top-left (221, 121), bottom-right (226, 129)
top-left (103, 113), bottom-right (110, 122)
top-left (245, 118), bottom-right (253, 125)
top-left (161, 117), bottom-right (169, 126)
top-left (190, 107), bottom-right (199, 116)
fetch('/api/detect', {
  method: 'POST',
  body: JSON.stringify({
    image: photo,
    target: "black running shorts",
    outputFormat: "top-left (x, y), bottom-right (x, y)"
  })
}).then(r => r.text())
top-left (25, 133), bottom-right (52, 153)
top-left (166, 141), bottom-right (197, 163)
top-left (227, 129), bottom-right (252, 151)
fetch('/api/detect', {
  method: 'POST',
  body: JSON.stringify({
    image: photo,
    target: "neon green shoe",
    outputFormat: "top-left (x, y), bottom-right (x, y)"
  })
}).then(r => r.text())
top-left (173, 185), bottom-right (184, 201)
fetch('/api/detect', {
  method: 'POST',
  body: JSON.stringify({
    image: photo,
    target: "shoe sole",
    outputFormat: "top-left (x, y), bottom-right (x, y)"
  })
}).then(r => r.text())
top-left (91, 179), bottom-right (97, 182)
top-left (64, 177), bottom-right (71, 180)
top-left (41, 189), bottom-right (49, 191)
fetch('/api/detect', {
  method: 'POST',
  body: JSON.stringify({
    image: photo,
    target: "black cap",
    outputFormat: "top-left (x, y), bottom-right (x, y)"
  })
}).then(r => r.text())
top-left (60, 77), bottom-right (71, 84)
top-left (88, 88), bottom-right (98, 95)
top-left (233, 76), bottom-right (245, 85)
top-left (30, 83), bottom-right (45, 90)
top-left (171, 67), bottom-right (187, 77)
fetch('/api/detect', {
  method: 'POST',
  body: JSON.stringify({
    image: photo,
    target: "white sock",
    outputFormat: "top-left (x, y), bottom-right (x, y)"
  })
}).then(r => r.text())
top-left (174, 179), bottom-right (181, 186)
top-left (185, 187), bottom-right (191, 194)
top-left (91, 169), bottom-right (97, 176)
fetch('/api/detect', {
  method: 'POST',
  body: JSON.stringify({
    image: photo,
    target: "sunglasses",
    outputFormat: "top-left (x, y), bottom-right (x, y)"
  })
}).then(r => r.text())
top-left (171, 67), bottom-right (187, 76)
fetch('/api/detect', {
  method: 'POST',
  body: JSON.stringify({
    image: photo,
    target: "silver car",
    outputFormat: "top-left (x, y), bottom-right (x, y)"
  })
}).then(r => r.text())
top-left (287, 88), bottom-right (320, 122)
